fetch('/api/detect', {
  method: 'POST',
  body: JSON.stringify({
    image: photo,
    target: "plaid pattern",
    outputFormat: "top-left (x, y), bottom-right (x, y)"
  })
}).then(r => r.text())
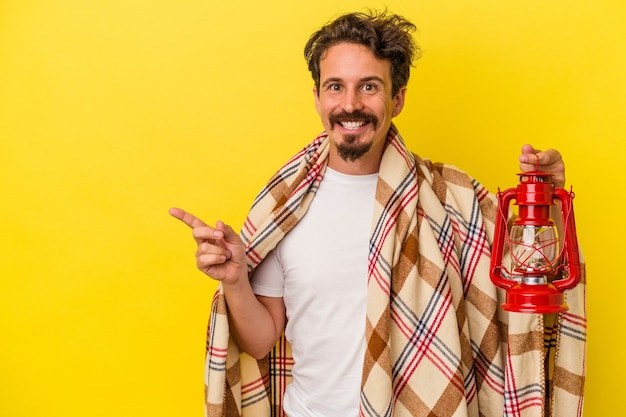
top-left (204, 125), bottom-right (586, 417)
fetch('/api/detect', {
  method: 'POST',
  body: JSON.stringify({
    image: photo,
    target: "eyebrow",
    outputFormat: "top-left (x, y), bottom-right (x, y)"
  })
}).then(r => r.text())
top-left (321, 76), bottom-right (385, 88)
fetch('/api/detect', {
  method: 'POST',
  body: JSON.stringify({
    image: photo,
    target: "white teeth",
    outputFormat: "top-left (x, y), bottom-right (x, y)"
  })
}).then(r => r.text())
top-left (340, 121), bottom-right (365, 130)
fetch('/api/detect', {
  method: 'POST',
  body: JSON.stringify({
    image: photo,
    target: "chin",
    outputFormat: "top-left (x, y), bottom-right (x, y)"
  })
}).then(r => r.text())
top-left (336, 141), bottom-right (372, 162)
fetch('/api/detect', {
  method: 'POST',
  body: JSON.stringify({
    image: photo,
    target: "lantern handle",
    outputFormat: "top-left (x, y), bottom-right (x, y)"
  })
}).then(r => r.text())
top-left (490, 187), bottom-right (518, 290)
top-left (551, 188), bottom-right (581, 291)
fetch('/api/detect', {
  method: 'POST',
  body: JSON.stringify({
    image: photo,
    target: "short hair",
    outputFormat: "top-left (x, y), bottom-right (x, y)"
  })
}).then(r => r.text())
top-left (304, 9), bottom-right (421, 97)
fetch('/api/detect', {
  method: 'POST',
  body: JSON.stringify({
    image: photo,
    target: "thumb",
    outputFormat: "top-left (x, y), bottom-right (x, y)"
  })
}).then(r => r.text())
top-left (215, 220), bottom-right (241, 245)
top-left (521, 144), bottom-right (539, 155)
top-left (214, 221), bottom-right (245, 264)
top-left (519, 144), bottom-right (540, 164)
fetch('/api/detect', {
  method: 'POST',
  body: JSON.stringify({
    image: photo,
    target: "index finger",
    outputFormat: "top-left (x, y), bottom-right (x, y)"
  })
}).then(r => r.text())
top-left (169, 207), bottom-right (208, 229)
top-left (521, 144), bottom-right (541, 156)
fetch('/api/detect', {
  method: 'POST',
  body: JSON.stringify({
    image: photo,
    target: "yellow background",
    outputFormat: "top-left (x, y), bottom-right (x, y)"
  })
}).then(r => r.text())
top-left (1, 0), bottom-right (623, 415)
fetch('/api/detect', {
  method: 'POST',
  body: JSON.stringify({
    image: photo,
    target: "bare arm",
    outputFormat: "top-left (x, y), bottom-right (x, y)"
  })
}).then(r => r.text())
top-left (169, 207), bottom-right (284, 359)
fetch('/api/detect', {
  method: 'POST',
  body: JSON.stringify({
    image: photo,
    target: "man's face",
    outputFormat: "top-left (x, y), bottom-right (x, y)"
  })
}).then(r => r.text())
top-left (314, 42), bottom-right (406, 165)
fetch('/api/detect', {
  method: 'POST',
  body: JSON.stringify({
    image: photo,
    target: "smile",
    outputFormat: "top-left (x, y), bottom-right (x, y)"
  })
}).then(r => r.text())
top-left (329, 110), bottom-right (378, 135)
top-left (340, 121), bottom-right (366, 130)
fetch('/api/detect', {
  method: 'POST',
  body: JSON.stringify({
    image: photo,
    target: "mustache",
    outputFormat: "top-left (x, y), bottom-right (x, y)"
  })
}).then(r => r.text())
top-left (328, 110), bottom-right (378, 128)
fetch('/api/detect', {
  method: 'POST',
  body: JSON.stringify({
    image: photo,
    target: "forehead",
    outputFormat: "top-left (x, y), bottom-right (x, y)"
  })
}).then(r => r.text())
top-left (319, 42), bottom-right (392, 83)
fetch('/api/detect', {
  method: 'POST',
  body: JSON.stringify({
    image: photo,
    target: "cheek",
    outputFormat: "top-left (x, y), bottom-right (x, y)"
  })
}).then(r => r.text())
top-left (318, 103), bottom-right (336, 124)
top-left (315, 98), bottom-right (329, 114)
top-left (372, 95), bottom-right (394, 112)
top-left (317, 108), bottom-right (333, 128)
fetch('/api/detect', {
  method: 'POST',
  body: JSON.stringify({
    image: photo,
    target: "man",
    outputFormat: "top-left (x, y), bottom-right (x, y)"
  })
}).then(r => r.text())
top-left (170, 10), bottom-right (585, 417)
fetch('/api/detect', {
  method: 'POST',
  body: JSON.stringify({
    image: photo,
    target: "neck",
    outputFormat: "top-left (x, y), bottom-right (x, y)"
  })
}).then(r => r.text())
top-left (328, 154), bottom-right (380, 175)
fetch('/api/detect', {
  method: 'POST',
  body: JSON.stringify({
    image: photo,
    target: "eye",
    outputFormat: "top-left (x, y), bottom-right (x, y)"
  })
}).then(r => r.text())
top-left (361, 83), bottom-right (379, 94)
top-left (327, 83), bottom-right (342, 92)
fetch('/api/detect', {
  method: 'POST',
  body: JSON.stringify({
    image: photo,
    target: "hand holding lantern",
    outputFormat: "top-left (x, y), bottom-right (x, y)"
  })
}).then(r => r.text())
top-left (489, 168), bottom-right (581, 313)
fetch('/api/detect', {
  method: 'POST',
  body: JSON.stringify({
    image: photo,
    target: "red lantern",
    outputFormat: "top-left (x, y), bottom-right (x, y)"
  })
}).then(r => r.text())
top-left (489, 170), bottom-right (581, 313)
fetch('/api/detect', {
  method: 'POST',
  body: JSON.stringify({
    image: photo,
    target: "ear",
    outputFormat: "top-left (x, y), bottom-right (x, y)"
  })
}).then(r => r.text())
top-left (391, 87), bottom-right (407, 118)
top-left (313, 87), bottom-right (321, 116)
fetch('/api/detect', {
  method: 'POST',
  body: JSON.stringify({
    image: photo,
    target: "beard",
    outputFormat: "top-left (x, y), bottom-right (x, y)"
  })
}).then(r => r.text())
top-left (329, 110), bottom-right (379, 162)
top-left (335, 134), bottom-right (373, 161)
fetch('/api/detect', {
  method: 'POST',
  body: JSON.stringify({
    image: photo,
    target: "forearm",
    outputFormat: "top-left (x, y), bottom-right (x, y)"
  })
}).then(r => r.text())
top-left (222, 278), bottom-right (283, 359)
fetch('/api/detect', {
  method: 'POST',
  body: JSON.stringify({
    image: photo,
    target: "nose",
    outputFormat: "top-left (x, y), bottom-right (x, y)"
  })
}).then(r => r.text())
top-left (340, 87), bottom-right (364, 113)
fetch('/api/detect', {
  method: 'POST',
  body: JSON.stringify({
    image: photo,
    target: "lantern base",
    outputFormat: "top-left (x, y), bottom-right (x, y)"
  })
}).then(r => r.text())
top-left (502, 283), bottom-right (569, 314)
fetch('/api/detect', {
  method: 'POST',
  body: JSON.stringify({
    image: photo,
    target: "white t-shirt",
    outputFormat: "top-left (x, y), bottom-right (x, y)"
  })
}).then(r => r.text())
top-left (250, 167), bottom-right (378, 417)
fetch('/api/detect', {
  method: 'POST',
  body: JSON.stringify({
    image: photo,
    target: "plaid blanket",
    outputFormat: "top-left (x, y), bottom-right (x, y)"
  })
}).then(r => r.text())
top-left (203, 125), bottom-right (586, 417)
